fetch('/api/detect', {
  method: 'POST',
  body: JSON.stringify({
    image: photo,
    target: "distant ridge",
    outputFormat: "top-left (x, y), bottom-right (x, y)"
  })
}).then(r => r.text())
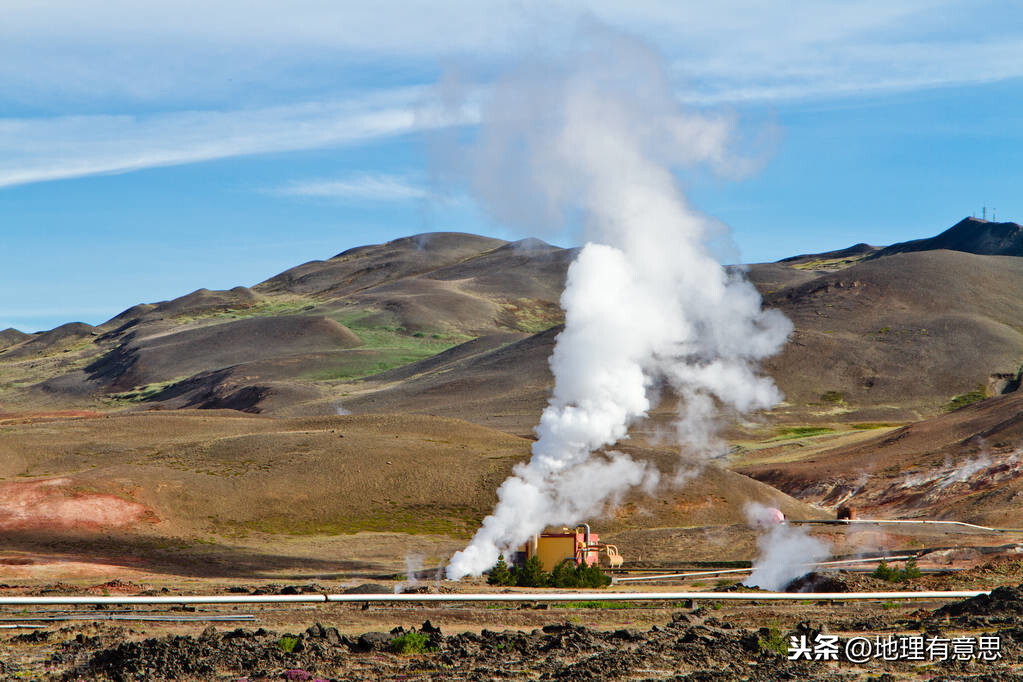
top-left (0, 328), bottom-right (30, 351)
top-left (872, 217), bottom-right (1023, 259)
top-left (777, 242), bottom-right (879, 265)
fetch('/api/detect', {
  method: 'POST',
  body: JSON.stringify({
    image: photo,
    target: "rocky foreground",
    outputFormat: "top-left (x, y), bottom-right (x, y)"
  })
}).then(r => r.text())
top-left (2, 587), bottom-right (1022, 680)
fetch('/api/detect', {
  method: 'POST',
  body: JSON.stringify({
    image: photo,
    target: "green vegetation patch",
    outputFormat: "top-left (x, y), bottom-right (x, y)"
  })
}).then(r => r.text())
top-left (944, 386), bottom-right (987, 412)
top-left (106, 378), bottom-right (183, 403)
top-left (872, 557), bottom-right (922, 583)
top-left (768, 426), bottom-right (836, 441)
top-left (500, 299), bottom-right (564, 333)
top-left (389, 631), bottom-right (435, 655)
top-left (277, 635), bottom-right (300, 653)
top-left (758, 627), bottom-right (788, 656)
top-left (175, 298), bottom-right (315, 323)
top-left (820, 390), bottom-right (845, 405)
top-left (487, 556), bottom-right (611, 588)
top-left (851, 422), bottom-right (903, 430)
top-left (300, 308), bottom-right (473, 381)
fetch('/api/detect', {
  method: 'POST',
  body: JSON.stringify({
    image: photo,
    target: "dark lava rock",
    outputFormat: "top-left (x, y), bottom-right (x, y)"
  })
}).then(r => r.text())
top-left (62, 627), bottom-right (346, 681)
top-left (936, 584), bottom-right (1023, 619)
top-left (784, 571), bottom-right (849, 593)
top-left (356, 632), bottom-right (392, 651)
top-left (12, 629), bottom-right (50, 643)
top-left (342, 583), bottom-right (391, 595)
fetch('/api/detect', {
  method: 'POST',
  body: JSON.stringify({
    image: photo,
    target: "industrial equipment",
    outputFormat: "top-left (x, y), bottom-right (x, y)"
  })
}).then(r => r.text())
top-left (512, 524), bottom-right (622, 571)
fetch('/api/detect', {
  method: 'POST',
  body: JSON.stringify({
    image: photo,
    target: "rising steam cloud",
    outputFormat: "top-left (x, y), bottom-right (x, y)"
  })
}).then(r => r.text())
top-left (743, 503), bottom-right (830, 591)
top-left (445, 23), bottom-right (792, 579)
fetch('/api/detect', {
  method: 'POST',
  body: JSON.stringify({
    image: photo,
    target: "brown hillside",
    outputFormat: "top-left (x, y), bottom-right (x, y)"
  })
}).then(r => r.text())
top-left (0, 411), bottom-right (821, 554)
top-left (739, 390), bottom-right (1023, 526)
top-left (83, 316), bottom-right (363, 392)
top-left (0, 328), bottom-right (31, 351)
top-left (9, 223), bottom-right (1023, 428)
top-left (0, 232), bottom-right (571, 412)
top-left (873, 217), bottom-right (1023, 258)
top-left (758, 249), bottom-right (1023, 420)
top-left (0, 322), bottom-right (96, 360)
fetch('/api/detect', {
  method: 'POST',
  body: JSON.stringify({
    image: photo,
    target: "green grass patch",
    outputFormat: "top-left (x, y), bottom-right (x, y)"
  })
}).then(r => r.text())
top-left (277, 635), bottom-right (300, 653)
top-left (389, 631), bottom-right (434, 655)
top-left (174, 298), bottom-right (314, 323)
top-left (500, 299), bottom-right (564, 333)
top-left (758, 627), bottom-right (787, 656)
top-left (820, 390), bottom-right (845, 404)
top-left (768, 426), bottom-right (836, 441)
top-left (945, 386), bottom-right (987, 412)
top-left (106, 378), bottom-right (184, 403)
top-left (297, 308), bottom-right (474, 381)
top-left (851, 422), bottom-right (902, 430)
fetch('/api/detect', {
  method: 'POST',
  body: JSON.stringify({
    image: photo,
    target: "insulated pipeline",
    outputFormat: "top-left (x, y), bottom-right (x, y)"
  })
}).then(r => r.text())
top-left (0, 591), bottom-right (987, 605)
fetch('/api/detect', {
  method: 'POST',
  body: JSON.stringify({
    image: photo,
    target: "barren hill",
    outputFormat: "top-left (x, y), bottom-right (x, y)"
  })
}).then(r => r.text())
top-left (739, 390), bottom-right (1023, 527)
top-left (873, 217), bottom-right (1023, 258)
top-left (0, 327), bottom-right (31, 351)
top-left (0, 232), bottom-right (569, 414)
top-left (6, 221), bottom-right (1023, 431)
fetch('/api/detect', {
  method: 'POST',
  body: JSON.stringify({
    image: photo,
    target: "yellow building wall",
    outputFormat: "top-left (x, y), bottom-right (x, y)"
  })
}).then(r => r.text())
top-left (534, 536), bottom-right (576, 571)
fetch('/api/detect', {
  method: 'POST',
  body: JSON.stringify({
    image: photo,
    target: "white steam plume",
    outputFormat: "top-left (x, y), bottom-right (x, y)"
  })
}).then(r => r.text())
top-left (445, 23), bottom-right (792, 580)
top-left (743, 503), bottom-right (830, 591)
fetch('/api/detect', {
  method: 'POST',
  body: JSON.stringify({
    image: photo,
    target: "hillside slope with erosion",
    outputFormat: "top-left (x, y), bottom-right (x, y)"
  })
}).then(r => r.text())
top-left (4, 219), bottom-right (1023, 431)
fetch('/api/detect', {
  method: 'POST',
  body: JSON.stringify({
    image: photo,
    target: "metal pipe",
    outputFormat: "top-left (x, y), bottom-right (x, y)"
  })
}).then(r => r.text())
top-left (323, 590), bottom-right (986, 602)
top-left (0, 595), bottom-right (326, 606)
top-left (0, 590), bottom-right (987, 606)
top-left (577, 523), bottom-right (591, 564)
top-left (617, 554), bottom-right (915, 582)
top-left (790, 519), bottom-right (1023, 533)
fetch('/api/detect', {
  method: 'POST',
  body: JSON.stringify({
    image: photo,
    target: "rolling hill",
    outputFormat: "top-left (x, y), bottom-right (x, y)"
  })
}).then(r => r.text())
top-left (739, 389), bottom-right (1023, 527)
top-left (6, 217), bottom-right (1023, 572)
top-left (4, 218), bottom-right (1023, 430)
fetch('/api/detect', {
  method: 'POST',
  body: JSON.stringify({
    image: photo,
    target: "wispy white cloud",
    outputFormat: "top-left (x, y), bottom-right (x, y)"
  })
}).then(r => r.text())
top-left (1, 1), bottom-right (1021, 188)
top-left (277, 174), bottom-right (433, 201)
top-left (0, 89), bottom-right (476, 189)
top-left (3, 0), bottom-right (1021, 107)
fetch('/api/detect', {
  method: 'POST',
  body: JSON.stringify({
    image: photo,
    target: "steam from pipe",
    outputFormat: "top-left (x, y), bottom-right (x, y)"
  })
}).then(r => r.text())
top-left (445, 23), bottom-right (792, 580)
top-left (743, 502), bottom-right (830, 591)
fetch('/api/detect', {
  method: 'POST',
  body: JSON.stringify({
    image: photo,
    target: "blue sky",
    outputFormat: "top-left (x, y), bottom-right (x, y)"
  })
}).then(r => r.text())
top-left (2, 1), bottom-right (1023, 332)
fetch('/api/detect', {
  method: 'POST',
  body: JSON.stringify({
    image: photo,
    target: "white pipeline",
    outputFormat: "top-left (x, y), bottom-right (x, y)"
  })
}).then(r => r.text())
top-left (323, 591), bottom-right (985, 602)
top-left (0, 591), bottom-right (987, 606)
top-left (0, 595), bottom-right (327, 606)
top-left (616, 554), bottom-right (915, 582)
top-left (791, 519), bottom-right (1023, 533)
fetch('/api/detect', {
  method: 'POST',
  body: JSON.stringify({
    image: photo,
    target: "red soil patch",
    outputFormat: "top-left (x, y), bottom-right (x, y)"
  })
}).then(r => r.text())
top-left (0, 478), bottom-right (158, 531)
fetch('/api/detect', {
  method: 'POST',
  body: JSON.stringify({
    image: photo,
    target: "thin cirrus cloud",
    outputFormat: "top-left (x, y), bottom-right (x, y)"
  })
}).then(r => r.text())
top-left (1, 1), bottom-right (1022, 190)
top-left (0, 88), bottom-right (476, 190)
top-left (277, 175), bottom-right (435, 202)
